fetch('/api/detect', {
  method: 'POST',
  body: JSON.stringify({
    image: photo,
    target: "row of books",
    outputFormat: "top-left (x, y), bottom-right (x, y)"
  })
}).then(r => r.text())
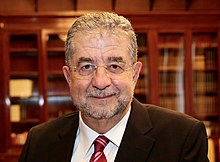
top-left (193, 40), bottom-right (217, 48)
top-left (158, 48), bottom-right (217, 71)
top-left (159, 96), bottom-right (185, 112)
top-left (159, 95), bottom-right (219, 115)
top-left (204, 48), bottom-right (218, 69)
top-left (11, 132), bottom-right (28, 145)
top-left (193, 72), bottom-right (217, 92)
top-left (158, 34), bottom-right (183, 49)
top-left (10, 104), bottom-right (40, 122)
top-left (204, 121), bottom-right (220, 138)
top-left (135, 78), bottom-right (148, 94)
top-left (10, 105), bottom-right (75, 122)
top-left (193, 96), bottom-right (218, 114)
top-left (159, 73), bottom-right (184, 93)
top-left (138, 55), bottom-right (148, 76)
top-left (159, 48), bottom-right (184, 70)
top-left (137, 33), bottom-right (147, 47)
top-left (158, 71), bottom-right (217, 92)
top-left (207, 138), bottom-right (216, 162)
top-left (194, 48), bottom-right (217, 70)
top-left (10, 79), bottom-right (33, 98)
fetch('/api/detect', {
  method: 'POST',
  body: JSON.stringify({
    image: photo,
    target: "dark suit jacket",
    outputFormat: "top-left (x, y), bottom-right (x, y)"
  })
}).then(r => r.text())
top-left (19, 98), bottom-right (209, 162)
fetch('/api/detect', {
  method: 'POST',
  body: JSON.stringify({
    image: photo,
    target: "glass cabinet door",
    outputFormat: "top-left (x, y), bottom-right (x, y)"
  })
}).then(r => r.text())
top-left (44, 30), bottom-right (73, 121)
top-left (8, 32), bottom-right (40, 145)
top-left (192, 33), bottom-right (219, 137)
top-left (135, 32), bottom-right (149, 103)
top-left (158, 33), bottom-right (185, 112)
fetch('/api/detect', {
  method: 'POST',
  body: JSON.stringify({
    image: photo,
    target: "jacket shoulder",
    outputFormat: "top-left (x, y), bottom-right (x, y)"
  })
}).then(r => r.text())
top-left (30, 111), bottom-right (79, 137)
top-left (144, 103), bottom-right (200, 124)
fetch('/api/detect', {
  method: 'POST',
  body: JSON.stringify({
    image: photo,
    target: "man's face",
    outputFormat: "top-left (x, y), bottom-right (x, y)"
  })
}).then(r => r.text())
top-left (63, 30), bottom-right (142, 120)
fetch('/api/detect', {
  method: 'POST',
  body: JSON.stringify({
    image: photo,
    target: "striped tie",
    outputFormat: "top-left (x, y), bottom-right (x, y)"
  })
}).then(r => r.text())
top-left (90, 136), bottom-right (109, 162)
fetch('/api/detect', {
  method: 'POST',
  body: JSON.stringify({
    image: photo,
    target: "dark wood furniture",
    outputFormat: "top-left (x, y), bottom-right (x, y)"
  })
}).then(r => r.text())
top-left (0, 11), bottom-right (220, 162)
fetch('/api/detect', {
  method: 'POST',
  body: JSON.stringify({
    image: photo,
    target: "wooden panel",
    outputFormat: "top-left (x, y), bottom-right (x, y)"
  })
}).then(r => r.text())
top-left (47, 96), bottom-right (74, 120)
top-left (0, 30), bottom-right (6, 153)
top-left (190, 0), bottom-right (220, 10)
top-left (115, 0), bottom-right (149, 12)
top-left (0, 0), bottom-right (220, 13)
top-left (147, 30), bottom-right (159, 104)
top-left (0, 0), bottom-right (35, 12)
top-left (47, 75), bottom-right (69, 96)
top-left (0, 11), bottom-right (220, 162)
top-left (38, 0), bottom-right (74, 11)
top-left (153, 0), bottom-right (185, 10)
top-left (77, 0), bottom-right (112, 11)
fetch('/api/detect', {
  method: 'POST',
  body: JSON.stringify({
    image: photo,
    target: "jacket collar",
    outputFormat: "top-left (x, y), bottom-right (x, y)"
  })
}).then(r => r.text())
top-left (115, 98), bottom-right (155, 162)
top-left (48, 98), bottom-right (155, 162)
top-left (48, 113), bottom-right (79, 162)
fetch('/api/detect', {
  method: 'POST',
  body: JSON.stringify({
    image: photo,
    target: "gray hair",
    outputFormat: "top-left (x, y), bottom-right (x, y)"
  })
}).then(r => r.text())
top-left (65, 12), bottom-right (138, 67)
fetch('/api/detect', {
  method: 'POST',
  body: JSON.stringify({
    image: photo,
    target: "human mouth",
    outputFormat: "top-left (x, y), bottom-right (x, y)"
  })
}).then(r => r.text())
top-left (91, 94), bottom-right (114, 99)
top-left (87, 90), bottom-right (119, 99)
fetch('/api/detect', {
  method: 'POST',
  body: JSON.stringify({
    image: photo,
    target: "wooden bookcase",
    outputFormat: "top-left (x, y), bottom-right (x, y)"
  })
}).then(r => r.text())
top-left (0, 12), bottom-right (220, 162)
top-left (8, 31), bottom-right (41, 146)
top-left (41, 29), bottom-right (74, 121)
top-left (135, 32), bottom-right (149, 103)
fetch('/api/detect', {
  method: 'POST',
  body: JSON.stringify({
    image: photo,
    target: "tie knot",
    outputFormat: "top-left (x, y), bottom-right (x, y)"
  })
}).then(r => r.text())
top-left (93, 135), bottom-right (109, 152)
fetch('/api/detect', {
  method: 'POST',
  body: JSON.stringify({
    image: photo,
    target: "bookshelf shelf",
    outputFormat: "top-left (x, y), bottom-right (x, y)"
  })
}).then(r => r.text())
top-left (47, 71), bottom-right (64, 75)
top-left (10, 96), bottom-right (39, 102)
top-left (192, 33), bottom-right (219, 135)
top-left (134, 32), bottom-right (148, 103)
top-left (158, 44), bottom-right (184, 49)
top-left (159, 66), bottom-right (184, 71)
top-left (195, 113), bottom-right (219, 119)
top-left (11, 120), bottom-right (40, 133)
top-left (47, 47), bottom-right (65, 52)
top-left (159, 91), bottom-right (184, 96)
top-left (11, 119), bottom-right (40, 125)
top-left (10, 48), bottom-right (38, 53)
top-left (194, 68), bottom-right (218, 71)
top-left (10, 72), bottom-right (39, 78)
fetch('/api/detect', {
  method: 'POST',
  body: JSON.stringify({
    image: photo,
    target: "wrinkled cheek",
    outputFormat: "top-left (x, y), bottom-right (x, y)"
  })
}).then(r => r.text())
top-left (121, 86), bottom-right (134, 100)
top-left (69, 85), bottom-right (86, 102)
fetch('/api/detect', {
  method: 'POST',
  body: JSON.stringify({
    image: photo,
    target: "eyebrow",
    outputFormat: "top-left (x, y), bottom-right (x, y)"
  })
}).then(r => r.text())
top-left (78, 57), bottom-right (94, 64)
top-left (107, 56), bottom-right (125, 63)
top-left (77, 56), bottom-right (125, 65)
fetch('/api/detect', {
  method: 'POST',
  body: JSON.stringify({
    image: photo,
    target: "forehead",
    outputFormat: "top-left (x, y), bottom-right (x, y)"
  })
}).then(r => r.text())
top-left (72, 30), bottom-right (131, 63)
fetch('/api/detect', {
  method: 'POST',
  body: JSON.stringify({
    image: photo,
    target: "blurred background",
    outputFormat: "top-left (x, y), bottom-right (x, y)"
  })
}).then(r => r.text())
top-left (0, 0), bottom-right (220, 162)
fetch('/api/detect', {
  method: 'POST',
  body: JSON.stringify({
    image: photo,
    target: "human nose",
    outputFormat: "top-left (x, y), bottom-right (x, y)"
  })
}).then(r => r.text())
top-left (91, 66), bottom-right (111, 90)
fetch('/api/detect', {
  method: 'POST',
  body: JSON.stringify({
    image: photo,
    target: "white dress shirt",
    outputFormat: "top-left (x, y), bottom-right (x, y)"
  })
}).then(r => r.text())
top-left (71, 108), bottom-right (131, 162)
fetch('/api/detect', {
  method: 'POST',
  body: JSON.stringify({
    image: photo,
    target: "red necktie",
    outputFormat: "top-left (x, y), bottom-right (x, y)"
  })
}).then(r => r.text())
top-left (90, 136), bottom-right (109, 162)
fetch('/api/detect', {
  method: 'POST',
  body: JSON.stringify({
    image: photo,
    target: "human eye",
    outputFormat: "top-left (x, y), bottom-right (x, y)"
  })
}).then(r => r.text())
top-left (78, 63), bottom-right (95, 75)
top-left (107, 63), bottom-right (124, 74)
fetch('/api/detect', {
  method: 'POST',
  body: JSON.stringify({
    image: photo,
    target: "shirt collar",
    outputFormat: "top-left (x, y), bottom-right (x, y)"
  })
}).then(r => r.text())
top-left (78, 107), bottom-right (131, 154)
top-left (104, 107), bottom-right (131, 147)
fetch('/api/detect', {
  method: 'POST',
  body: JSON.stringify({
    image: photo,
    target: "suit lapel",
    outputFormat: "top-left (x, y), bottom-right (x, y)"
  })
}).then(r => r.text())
top-left (115, 99), bottom-right (155, 162)
top-left (48, 113), bottom-right (79, 162)
top-left (46, 99), bottom-right (155, 162)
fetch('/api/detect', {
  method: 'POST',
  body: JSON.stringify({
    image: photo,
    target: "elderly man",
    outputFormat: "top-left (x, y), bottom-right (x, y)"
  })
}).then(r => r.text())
top-left (19, 12), bottom-right (209, 162)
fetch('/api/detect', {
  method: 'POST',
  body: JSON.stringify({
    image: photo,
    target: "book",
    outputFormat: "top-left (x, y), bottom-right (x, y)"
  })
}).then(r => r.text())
top-left (9, 79), bottom-right (33, 98)
top-left (10, 104), bottom-right (21, 122)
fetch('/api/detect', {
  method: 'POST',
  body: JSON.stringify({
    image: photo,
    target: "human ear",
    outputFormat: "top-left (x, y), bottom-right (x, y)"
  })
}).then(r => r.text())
top-left (63, 66), bottom-right (71, 86)
top-left (132, 61), bottom-right (142, 84)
